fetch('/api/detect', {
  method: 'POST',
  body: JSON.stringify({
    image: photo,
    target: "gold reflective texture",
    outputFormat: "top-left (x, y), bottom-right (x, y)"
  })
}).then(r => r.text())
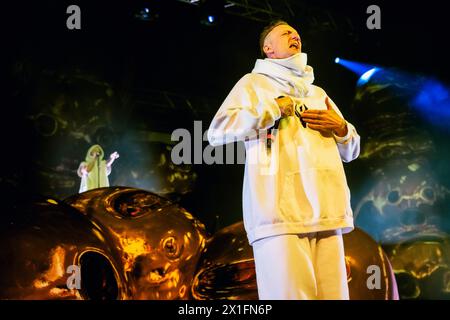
top-left (192, 222), bottom-right (258, 299)
top-left (0, 198), bottom-right (127, 300)
top-left (65, 187), bottom-right (207, 299)
top-left (343, 227), bottom-right (399, 300)
top-left (2, 188), bottom-right (399, 300)
top-left (192, 222), bottom-right (399, 300)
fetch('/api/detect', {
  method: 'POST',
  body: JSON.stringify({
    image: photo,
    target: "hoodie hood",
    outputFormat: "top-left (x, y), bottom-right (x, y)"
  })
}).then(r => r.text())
top-left (85, 144), bottom-right (105, 162)
top-left (252, 52), bottom-right (314, 97)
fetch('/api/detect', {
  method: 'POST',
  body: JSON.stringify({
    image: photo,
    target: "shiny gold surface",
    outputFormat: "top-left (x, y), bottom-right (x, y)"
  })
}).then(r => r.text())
top-left (192, 222), bottom-right (257, 300)
top-left (0, 197), bottom-right (127, 299)
top-left (64, 187), bottom-right (207, 299)
top-left (343, 227), bottom-right (399, 300)
top-left (2, 188), bottom-right (398, 300)
top-left (192, 222), bottom-right (398, 300)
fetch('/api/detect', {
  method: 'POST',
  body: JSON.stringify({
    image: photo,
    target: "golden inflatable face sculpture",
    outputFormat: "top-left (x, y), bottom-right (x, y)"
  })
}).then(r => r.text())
top-left (64, 187), bottom-right (208, 299)
top-left (0, 195), bottom-right (127, 300)
top-left (1, 187), bottom-right (398, 300)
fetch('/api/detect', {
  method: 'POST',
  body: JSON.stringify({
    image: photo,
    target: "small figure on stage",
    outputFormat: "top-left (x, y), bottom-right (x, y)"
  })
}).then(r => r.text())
top-left (77, 144), bottom-right (119, 193)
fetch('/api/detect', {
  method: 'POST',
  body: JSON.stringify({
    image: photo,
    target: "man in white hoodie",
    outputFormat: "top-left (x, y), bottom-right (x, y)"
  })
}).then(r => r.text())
top-left (207, 21), bottom-right (360, 299)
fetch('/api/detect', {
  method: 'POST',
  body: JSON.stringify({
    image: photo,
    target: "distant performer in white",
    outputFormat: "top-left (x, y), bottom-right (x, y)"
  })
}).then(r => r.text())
top-left (77, 144), bottom-right (119, 193)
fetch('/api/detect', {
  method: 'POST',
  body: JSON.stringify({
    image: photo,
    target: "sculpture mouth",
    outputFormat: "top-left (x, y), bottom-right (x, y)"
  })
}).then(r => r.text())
top-left (400, 208), bottom-right (426, 226)
top-left (191, 260), bottom-right (258, 300)
top-left (145, 268), bottom-right (170, 286)
top-left (141, 267), bottom-right (182, 288)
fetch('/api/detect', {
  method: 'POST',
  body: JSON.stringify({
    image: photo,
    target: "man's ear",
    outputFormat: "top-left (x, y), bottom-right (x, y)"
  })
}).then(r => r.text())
top-left (263, 43), bottom-right (273, 56)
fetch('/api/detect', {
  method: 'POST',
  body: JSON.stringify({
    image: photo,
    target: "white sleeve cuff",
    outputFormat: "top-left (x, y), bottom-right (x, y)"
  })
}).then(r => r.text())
top-left (333, 121), bottom-right (352, 144)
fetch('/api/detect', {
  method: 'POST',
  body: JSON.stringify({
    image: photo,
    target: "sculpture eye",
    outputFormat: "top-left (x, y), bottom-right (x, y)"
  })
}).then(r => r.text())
top-left (162, 236), bottom-right (182, 259)
top-left (388, 190), bottom-right (401, 204)
top-left (421, 187), bottom-right (435, 201)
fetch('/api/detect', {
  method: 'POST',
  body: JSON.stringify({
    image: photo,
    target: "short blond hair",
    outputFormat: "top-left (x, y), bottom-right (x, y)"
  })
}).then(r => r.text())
top-left (259, 20), bottom-right (290, 57)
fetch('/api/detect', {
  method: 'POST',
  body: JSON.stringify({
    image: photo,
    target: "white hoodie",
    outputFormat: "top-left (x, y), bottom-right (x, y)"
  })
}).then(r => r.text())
top-left (208, 53), bottom-right (360, 245)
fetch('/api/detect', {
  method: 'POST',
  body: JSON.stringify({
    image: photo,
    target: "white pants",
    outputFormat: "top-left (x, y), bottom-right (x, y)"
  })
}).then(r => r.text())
top-left (252, 230), bottom-right (349, 300)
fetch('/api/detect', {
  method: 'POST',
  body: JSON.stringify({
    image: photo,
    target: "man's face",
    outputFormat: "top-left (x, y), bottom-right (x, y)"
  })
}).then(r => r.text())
top-left (263, 24), bottom-right (301, 59)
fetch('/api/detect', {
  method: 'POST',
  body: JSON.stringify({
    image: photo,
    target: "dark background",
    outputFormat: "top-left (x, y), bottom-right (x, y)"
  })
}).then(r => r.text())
top-left (3, 0), bottom-right (449, 232)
